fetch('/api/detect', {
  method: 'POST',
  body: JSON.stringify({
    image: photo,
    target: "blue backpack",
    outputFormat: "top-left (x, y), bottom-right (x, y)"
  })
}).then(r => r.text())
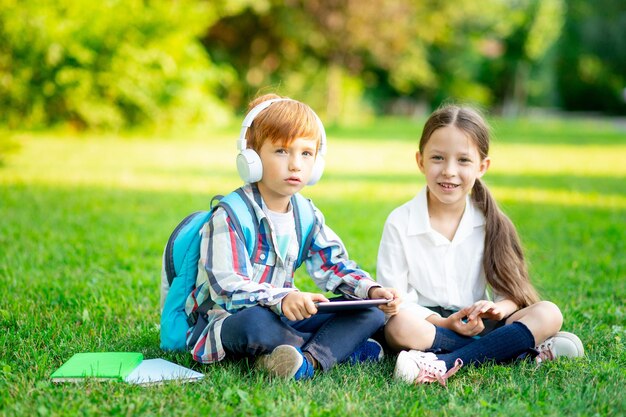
top-left (160, 187), bottom-right (316, 351)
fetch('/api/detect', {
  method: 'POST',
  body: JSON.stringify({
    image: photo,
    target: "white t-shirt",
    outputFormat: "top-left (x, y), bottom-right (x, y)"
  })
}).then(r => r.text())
top-left (267, 207), bottom-right (295, 262)
top-left (376, 186), bottom-right (501, 320)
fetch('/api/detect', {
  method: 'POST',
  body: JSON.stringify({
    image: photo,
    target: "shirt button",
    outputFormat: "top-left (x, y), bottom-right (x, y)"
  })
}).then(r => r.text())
top-left (249, 296), bottom-right (255, 302)
top-left (260, 253), bottom-right (266, 260)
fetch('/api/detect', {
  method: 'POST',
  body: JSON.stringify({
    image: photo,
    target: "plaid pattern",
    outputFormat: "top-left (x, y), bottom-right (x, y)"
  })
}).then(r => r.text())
top-left (185, 184), bottom-right (379, 364)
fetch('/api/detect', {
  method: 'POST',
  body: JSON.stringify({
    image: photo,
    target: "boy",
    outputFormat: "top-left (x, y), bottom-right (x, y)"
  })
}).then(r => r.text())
top-left (185, 94), bottom-right (400, 380)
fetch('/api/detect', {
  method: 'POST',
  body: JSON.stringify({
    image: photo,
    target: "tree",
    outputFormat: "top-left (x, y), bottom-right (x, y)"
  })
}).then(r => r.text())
top-left (431, 0), bottom-right (565, 115)
top-left (0, 0), bottom-right (237, 129)
top-left (556, 0), bottom-right (626, 114)
top-left (204, 0), bottom-right (441, 121)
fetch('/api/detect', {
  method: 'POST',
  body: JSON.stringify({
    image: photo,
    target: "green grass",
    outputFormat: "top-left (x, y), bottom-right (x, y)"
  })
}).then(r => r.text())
top-left (1, 116), bottom-right (625, 416)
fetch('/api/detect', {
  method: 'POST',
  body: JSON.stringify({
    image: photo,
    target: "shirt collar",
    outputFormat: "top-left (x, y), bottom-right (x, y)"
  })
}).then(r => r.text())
top-left (407, 186), bottom-right (485, 244)
top-left (241, 183), bottom-right (294, 226)
top-left (241, 183), bottom-right (267, 225)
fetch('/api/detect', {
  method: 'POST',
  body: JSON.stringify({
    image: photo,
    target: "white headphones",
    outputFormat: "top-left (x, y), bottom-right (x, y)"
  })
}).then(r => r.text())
top-left (236, 98), bottom-right (327, 185)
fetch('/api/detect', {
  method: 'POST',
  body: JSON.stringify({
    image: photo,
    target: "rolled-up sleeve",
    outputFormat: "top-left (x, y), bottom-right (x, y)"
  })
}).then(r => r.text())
top-left (305, 208), bottom-right (379, 299)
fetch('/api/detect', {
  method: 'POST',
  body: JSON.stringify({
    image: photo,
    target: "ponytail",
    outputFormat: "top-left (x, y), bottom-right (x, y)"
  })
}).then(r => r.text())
top-left (421, 104), bottom-right (540, 308)
top-left (472, 179), bottom-right (540, 308)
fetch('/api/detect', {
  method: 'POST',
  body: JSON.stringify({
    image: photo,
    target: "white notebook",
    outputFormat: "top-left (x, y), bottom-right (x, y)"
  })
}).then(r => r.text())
top-left (124, 358), bottom-right (204, 385)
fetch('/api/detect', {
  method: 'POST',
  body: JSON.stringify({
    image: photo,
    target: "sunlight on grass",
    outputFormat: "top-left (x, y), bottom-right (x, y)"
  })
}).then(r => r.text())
top-left (1, 125), bottom-right (624, 417)
top-left (492, 186), bottom-right (626, 209)
top-left (2, 134), bottom-right (626, 209)
top-left (490, 143), bottom-right (626, 176)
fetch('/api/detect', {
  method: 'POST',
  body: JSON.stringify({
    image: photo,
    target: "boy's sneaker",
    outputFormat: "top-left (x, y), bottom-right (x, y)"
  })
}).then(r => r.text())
top-left (255, 345), bottom-right (314, 380)
top-left (535, 331), bottom-right (584, 364)
top-left (347, 338), bottom-right (384, 364)
top-left (394, 350), bottom-right (463, 387)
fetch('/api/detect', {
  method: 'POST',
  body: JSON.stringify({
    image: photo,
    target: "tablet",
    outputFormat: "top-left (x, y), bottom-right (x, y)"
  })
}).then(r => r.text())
top-left (315, 299), bottom-right (390, 313)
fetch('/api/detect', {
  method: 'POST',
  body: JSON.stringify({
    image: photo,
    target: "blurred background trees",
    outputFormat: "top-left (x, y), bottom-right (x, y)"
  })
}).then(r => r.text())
top-left (0, 0), bottom-right (237, 130)
top-left (1, 0), bottom-right (624, 130)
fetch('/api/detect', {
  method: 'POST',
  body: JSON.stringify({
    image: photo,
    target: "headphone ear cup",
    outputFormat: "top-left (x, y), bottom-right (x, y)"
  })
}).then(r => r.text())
top-left (237, 149), bottom-right (263, 183)
top-left (307, 156), bottom-right (325, 185)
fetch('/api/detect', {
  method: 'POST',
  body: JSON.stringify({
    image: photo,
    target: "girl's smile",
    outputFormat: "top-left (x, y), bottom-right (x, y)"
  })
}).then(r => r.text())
top-left (438, 182), bottom-right (460, 190)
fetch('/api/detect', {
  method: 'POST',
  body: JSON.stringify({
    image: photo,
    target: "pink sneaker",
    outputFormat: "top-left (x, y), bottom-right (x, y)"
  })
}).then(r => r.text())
top-left (535, 331), bottom-right (584, 364)
top-left (394, 350), bottom-right (463, 386)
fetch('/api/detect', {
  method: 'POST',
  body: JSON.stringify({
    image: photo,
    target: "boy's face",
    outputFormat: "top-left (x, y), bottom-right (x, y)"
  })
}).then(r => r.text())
top-left (256, 136), bottom-right (318, 212)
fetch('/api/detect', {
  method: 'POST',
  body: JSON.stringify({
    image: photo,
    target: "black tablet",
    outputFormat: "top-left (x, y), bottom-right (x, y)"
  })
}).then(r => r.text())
top-left (315, 299), bottom-right (390, 313)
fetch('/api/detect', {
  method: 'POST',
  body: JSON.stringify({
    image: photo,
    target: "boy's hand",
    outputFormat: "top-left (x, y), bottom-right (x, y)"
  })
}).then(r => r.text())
top-left (368, 286), bottom-right (402, 316)
top-left (282, 292), bottom-right (329, 321)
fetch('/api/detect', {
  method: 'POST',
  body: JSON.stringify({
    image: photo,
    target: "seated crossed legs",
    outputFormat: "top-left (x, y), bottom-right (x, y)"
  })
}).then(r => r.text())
top-left (387, 301), bottom-right (584, 386)
top-left (220, 303), bottom-right (385, 380)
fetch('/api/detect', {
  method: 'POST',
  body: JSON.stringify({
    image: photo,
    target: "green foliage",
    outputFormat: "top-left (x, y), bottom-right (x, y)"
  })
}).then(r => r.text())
top-left (556, 0), bottom-right (626, 114)
top-left (0, 118), bottom-right (625, 415)
top-left (203, 0), bottom-right (574, 118)
top-left (2, 0), bottom-right (625, 131)
top-left (0, 0), bottom-right (235, 129)
top-left (428, 0), bottom-right (566, 114)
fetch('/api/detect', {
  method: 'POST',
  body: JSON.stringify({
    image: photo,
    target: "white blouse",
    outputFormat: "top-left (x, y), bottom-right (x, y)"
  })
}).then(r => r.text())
top-left (376, 186), bottom-right (501, 320)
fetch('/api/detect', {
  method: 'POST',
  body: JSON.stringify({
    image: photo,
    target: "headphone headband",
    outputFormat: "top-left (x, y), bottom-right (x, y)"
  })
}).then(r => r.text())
top-left (236, 98), bottom-right (327, 185)
top-left (237, 98), bottom-right (326, 156)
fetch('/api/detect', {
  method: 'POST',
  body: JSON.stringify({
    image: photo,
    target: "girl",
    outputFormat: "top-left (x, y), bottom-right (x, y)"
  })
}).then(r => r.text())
top-left (376, 105), bottom-right (583, 385)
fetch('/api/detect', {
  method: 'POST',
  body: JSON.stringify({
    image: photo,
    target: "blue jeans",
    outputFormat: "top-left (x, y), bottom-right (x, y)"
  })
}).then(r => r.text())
top-left (220, 300), bottom-right (385, 371)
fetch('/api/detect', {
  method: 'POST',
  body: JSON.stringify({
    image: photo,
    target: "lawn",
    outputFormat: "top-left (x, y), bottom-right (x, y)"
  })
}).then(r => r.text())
top-left (0, 116), bottom-right (625, 416)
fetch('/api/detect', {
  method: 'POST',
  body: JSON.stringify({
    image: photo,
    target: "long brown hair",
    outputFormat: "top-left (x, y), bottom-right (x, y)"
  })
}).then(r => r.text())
top-left (420, 105), bottom-right (540, 308)
top-left (246, 94), bottom-right (322, 153)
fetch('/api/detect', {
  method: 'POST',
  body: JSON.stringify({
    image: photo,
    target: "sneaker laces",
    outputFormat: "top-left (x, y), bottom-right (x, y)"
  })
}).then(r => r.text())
top-left (436, 359), bottom-right (463, 387)
top-left (414, 355), bottom-right (463, 387)
top-left (535, 339), bottom-right (555, 364)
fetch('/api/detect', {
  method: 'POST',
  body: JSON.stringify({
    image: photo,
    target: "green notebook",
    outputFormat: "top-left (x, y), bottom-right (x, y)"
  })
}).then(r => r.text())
top-left (50, 352), bottom-right (144, 383)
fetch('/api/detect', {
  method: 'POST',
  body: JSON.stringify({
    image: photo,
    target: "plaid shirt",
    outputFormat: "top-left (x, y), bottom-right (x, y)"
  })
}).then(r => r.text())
top-left (185, 184), bottom-right (379, 364)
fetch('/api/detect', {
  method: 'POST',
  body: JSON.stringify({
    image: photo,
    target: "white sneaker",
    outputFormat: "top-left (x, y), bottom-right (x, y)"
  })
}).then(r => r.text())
top-left (394, 350), bottom-right (463, 386)
top-left (535, 331), bottom-right (584, 364)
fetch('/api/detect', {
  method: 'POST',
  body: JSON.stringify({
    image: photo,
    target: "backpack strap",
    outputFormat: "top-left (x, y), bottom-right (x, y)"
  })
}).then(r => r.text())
top-left (291, 193), bottom-right (316, 269)
top-left (190, 188), bottom-right (257, 324)
top-left (217, 186), bottom-right (315, 265)
top-left (217, 188), bottom-right (258, 258)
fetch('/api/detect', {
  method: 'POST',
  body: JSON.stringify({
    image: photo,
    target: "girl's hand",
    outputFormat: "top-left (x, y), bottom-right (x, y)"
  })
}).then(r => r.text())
top-left (282, 292), bottom-right (329, 321)
top-left (368, 286), bottom-right (402, 316)
top-left (445, 309), bottom-right (485, 337)
top-left (464, 300), bottom-right (507, 321)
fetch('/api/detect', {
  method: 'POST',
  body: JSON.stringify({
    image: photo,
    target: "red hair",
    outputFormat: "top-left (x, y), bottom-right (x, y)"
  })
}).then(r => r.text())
top-left (245, 94), bottom-right (322, 154)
